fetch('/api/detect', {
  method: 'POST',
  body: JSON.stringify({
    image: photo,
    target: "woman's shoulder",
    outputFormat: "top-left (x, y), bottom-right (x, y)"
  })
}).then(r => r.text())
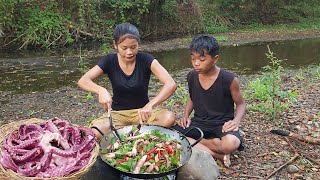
top-left (137, 51), bottom-right (155, 61)
top-left (97, 52), bottom-right (117, 71)
top-left (101, 52), bottom-right (117, 61)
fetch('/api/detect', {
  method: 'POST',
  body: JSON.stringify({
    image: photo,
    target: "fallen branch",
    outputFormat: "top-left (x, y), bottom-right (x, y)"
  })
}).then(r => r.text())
top-left (286, 138), bottom-right (320, 166)
top-left (264, 154), bottom-right (299, 180)
top-left (300, 153), bottom-right (320, 166)
top-left (240, 175), bottom-right (263, 179)
top-left (271, 129), bottom-right (320, 145)
top-left (284, 137), bottom-right (298, 154)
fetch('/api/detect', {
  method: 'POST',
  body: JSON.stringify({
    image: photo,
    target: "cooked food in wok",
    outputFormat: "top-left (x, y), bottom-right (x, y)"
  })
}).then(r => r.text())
top-left (100, 129), bottom-right (182, 174)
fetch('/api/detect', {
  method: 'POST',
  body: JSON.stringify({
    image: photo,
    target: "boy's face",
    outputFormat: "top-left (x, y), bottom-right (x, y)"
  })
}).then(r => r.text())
top-left (191, 50), bottom-right (218, 74)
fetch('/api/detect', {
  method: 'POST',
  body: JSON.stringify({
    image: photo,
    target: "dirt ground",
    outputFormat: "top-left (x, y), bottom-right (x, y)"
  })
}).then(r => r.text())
top-left (1, 29), bottom-right (320, 179)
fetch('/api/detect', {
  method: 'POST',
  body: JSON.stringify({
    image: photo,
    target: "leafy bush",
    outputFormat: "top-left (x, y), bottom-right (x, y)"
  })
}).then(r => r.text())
top-left (165, 83), bottom-right (189, 109)
top-left (244, 46), bottom-right (298, 120)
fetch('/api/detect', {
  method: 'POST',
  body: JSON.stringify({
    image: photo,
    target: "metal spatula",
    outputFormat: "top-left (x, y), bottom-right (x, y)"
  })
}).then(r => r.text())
top-left (108, 111), bottom-right (123, 142)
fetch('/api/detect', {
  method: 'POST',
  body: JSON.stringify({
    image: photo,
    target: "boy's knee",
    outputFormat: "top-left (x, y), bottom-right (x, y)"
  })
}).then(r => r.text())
top-left (221, 136), bottom-right (241, 154)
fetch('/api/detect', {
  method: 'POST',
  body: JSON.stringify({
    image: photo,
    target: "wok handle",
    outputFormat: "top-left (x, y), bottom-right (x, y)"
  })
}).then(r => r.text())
top-left (183, 127), bottom-right (204, 147)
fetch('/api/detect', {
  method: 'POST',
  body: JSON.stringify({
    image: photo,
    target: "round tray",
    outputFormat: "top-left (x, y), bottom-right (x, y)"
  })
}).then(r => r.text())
top-left (0, 118), bottom-right (99, 180)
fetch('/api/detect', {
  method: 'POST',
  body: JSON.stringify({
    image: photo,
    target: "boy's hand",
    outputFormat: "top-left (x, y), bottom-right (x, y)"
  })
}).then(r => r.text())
top-left (180, 117), bottom-right (191, 129)
top-left (222, 120), bottom-right (239, 133)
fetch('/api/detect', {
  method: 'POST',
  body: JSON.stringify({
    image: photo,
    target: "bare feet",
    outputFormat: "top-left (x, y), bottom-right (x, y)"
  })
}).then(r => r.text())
top-left (223, 154), bottom-right (231, 168)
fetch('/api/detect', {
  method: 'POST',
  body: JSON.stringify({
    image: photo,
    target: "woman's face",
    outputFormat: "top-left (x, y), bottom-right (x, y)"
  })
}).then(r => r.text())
top-left (114, 37), bottom-right (139, 62)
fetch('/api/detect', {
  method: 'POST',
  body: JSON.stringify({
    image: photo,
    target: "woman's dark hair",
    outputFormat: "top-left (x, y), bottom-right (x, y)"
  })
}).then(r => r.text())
top-left (190, 35), bottom-right (219, 57)
top-left (113, 23), bottom-right (141, 44)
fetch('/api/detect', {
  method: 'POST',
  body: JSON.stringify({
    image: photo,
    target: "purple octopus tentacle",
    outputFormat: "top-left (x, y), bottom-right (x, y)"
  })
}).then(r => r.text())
top-left (46, 118), bottom-right (60, 133)
top-left (17, 161), bottom-right (41, 177)
top-left (51, 147), bottom-right (77, 157)
top-left (0, 150), bottom-right (18, 171)
top-left (60, 151), bottom-right (91, 176)
top-left (4, 138), bottom-right (39, 150)
top-left (63, 165), bottom-right (83, 176)
top-left (7, 148), bottom-right (30, 155)
top-left (1, 118), bottom-right (96, 178)
top-left (18, 124), bottom-right (43, 140)
top-left (11, 146), bottom-right (42, 162)
top-left (54, 120), bottom-right (70, 136)
top-left (75, 151), bottom-right (91, 166)
top-left (62, 127), bottom-right (73, 145)
top-left (76, 127), bottom-right (95, 153)
top-left (40, 151), bottom-right (52, 171)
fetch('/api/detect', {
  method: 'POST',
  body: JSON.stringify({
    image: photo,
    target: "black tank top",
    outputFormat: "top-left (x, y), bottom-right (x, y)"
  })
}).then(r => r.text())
top-left (188, 69), bottom-right (235, 129)
top-left (98, 52), bottom-right (154, 110)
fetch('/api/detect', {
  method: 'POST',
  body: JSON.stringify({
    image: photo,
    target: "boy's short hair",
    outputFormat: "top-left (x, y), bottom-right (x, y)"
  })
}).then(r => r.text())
top-left (113, 23), bottom-right (141, 45)
top-left (190, 35), bottom-right (219, 57)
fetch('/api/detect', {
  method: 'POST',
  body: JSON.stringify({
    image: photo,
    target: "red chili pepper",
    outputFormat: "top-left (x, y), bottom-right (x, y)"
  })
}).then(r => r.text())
top-left (145, 146), bottom-right (158, 156)
top-left (157, 150), bottom-right (161, 158)
top-left (139, 146), bottom-right (143, 152)
top-left (165, 146), bottom-right (173, 154)
top-left (147, 155), bottom-right (153, 161)
top-left (114, 156), bottom-right (128, 165)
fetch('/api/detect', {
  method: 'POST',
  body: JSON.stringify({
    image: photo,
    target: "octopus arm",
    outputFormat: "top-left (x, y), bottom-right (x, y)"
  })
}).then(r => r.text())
top-left (4, 138), bottom-right (39, 150)
top-left (51, 147), bottom-right (77, 157)
top-left (0, 150), bottom-right (18, 171)
top-left (46, 118), bottom-right (60, 133)
top-left (17, 161), bottom-right (41, 177)
top-left (11, 146), bottom-right (42, 162)
top-left (40, 151), bottom-right (53, 171)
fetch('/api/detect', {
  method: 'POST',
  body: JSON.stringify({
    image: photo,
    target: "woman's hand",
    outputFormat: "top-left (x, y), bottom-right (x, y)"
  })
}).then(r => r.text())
top-left (98, 88), bottom-right (112, 110)
top-left (180, 117), bottom-right (191, 129)
top-left (222, 120), bottom-right (239, 133)
top-left (138, 104), bottom-right (153, 124)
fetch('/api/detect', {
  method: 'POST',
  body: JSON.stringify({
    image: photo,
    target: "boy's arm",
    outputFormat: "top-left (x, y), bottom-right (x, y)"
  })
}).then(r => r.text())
top-left (231, 77), bottom-right (246, 124)
top-left (183, 97), bottom-right (193, 118)
top-left (180, 96), bottom-right (193, 128)
top-left (223, 77), bottom-right (246, 132)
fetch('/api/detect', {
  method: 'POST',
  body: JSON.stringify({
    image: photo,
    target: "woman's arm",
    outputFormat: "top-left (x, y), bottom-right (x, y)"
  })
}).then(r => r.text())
top-left (147, 59), bottom-right (177, 108)
top-left (77, 65), bottom-right (112, 110)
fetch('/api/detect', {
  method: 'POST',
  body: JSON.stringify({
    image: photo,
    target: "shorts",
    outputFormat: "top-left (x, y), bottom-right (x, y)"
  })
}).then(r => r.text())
top-left (90, 108), bottom-right (165, 129)
top-left (172, 124), bottom-right (244, 151)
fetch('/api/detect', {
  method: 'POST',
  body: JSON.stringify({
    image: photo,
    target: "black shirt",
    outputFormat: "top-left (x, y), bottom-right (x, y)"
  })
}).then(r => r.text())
top-left (188, 69), bottom-right (235, 129)
top-left (98, 52), bottom-right (154, 110)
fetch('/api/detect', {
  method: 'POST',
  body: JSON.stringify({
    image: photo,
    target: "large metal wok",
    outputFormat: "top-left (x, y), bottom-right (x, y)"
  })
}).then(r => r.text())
top-left (99, 125), bottom-right (203, 179)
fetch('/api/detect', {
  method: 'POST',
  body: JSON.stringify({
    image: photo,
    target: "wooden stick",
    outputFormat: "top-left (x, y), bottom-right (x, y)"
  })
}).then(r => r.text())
top-left (285, 137), bottom-right (320, 166)
top-left (301, 153), bottom-right (320, 166)
top-left (285, 137), bottom-right (298, 154)
top-left (240, 175), bottom-right (263, 179)
top-left (264, 154), bottom-right (299, 180)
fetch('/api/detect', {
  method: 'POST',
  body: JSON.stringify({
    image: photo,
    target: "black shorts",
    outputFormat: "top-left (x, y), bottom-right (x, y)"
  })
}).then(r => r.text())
top-left (172, 124), bottom-right (244, 151)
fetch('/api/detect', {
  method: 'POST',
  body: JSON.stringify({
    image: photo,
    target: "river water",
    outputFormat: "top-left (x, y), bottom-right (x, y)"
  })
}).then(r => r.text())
top-left (0, 38), bottom-right (319, 94)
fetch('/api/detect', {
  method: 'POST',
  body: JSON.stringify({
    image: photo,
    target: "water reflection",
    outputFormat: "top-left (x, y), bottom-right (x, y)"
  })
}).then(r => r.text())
top-left (0, 38), bottom-right (319, 94)
top-left (152, 38), bottom-right (320, 74)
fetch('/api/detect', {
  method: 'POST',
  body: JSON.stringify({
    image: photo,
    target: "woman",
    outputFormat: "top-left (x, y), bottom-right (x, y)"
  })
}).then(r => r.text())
top-left (78, 23), bottom-right (176, 140)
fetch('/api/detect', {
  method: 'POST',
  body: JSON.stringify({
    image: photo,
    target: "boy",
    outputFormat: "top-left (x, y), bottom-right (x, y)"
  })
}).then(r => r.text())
top-left (173, 35), bottom-right (246, 167)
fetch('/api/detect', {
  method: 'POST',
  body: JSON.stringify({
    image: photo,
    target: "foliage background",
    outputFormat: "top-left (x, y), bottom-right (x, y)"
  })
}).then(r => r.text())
top-left (0, 0), bottom-right (319, 49)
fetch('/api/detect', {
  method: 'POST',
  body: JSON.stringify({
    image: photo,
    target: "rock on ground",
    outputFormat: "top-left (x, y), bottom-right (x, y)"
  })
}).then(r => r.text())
top-left (177, 148), bottom-right (220, 180)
